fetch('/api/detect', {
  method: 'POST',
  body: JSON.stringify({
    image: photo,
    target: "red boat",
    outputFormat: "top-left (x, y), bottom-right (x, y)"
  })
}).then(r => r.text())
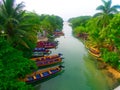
top-left (31, 53), bottom-right (63, 61)
top-left (36, 41), bottom-right (58, 49)
top-left (31, 53), bottom-right (63, 67)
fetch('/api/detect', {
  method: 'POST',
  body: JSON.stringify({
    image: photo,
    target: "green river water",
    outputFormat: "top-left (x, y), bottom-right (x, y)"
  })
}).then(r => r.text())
top-left (35, 22), bottom-right (115, 90)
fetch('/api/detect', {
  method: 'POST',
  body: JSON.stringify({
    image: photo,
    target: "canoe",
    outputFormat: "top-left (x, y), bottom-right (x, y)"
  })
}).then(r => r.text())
top-left (88, 50), bottom-right (101, 58)
top-left (20, 65), bottom-right (63, 83)
top-left (32, 51), bottom-right (51, 57)
top-left (31, 53), bottom-right (63, 61)
top-left (32, 49), bottom-right (52, 57)
top-left (31, 53), bottom-right (63, 67)
top-left (54, 31), bottom-right (64, 37)
top-left (36, 41), bottom-right (58, 49)
top-left (88, 47), bottom-right (101, 58)
top-left (33, 48), bottom-right (50, 53)
top-left (35, 57), bottom-right (62, 67)
top-left (89, 47), bottom-right (100, 54)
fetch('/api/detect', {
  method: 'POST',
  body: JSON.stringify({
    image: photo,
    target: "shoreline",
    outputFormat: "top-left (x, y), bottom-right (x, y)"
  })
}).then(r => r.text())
top-left (79, 37), bottom-right (120, 89)
top-left (90, 52), bottom-right (120, 89)
top-left (104, 63), bottom-right (120, 88)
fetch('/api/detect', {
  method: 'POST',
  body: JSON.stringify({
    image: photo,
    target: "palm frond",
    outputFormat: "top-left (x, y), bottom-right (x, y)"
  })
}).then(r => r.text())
top-left (96, 5), bottom-right (106, 12)
top-left (106, 0), bottom-right (112, 10)
top-left (108, 7), bottom-right (119, 14)
top-left (112, 5), bottom-right (120, 9)
top-left (93, 12), bottom-right (103, 17)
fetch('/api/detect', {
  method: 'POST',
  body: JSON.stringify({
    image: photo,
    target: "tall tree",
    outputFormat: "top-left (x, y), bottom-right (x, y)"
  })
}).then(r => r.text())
top-left (94, 0), bottom-right (120, 28)
top-left (0, 0), bottom-right (37, 49)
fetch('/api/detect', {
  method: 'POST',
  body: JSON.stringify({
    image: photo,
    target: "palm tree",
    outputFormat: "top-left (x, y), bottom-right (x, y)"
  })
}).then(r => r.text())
top-left (0, 0), bottom-right (37, 48)
top-left (94, 0), bottom-right (120, 28)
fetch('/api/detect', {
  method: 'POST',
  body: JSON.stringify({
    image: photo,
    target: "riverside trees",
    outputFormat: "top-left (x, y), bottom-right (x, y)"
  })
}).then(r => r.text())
top-left (69, 0), bottom-right (120, 69)
top-left (0, 0), bottom-right (63, 89)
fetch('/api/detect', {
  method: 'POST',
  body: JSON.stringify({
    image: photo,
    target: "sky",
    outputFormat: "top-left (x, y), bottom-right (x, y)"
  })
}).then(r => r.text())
top-left (16, 0), bottom-right (120, 21)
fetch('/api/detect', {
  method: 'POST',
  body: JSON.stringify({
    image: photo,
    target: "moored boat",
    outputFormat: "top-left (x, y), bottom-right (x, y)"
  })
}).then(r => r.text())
top-left (36, 41), bottom-right (58, 49)
top-left (20, 65), bottom-right (63, 83)
top-left (31, 53), bottom-right (63, 66)
top-left (31, 53), bottom-right (63, 61)
top-left (88, 50), bottom-right (101, 58)
top-left (54, 30), bottom-right (64, 37)
top-left (88, 47), bottom-right (101, 58)
top-left (32, 51), bottom-right (51, 57)
top-left (35, 57), bottom-right (62, 67)
top-left (33, 48), bottom-right (50, 52)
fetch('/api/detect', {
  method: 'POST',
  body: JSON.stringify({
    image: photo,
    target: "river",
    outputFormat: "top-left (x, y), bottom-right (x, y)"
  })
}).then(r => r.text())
top-left (35, 22), bottom-right (114, 90)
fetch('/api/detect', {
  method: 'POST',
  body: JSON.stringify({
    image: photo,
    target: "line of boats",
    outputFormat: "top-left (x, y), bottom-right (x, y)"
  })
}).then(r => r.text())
top-left (20, 40), bottom-right (64, 83)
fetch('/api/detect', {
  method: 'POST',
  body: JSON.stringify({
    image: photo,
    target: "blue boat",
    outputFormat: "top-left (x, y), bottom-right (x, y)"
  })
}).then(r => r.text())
top-left (20, 66), bottom-right (63, 83)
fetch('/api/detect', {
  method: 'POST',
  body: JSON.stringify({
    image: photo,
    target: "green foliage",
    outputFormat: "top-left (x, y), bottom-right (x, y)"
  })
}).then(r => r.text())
top-left (94, 0), bottom-right (120, 28)
top-left (0, 0), bottom-right (37, 51)
top-left (68, 0), bottom-right (120, 70)
top-left (0, 38), bottom-right (37, 90)
top-left (101, 48), bottom-right (119, 67)
top-left (69, 16), bottom-right (91, 29)
top-left (39, 14), bottom-right (63, 35)
top-left (73, 26), bottom-right (86, 35)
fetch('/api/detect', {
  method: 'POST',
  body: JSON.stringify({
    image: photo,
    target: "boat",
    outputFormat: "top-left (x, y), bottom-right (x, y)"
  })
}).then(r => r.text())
top-left (32, 52), bottom-right (45, 57)
top-left (35, 57), bottom-right (62, 67)
top-left (31, 53), bottom-right (63, 61)
top-left (33, 48), bottom-right (50, 52)
top-left (54, 30), bottom-right (64, 37)
top-left (32, 48), bottom-right (51, 57)
top-left (20, 65), bottom-right (63, 83)
top-left (88, 50), bottom-right (101, 58)
top-left (88, 47), bottom-right (101, 58)
top-left (32, 48), bottom-right (52, 57)
top-left (32, 51), bottom-right (51, 57)
top-left (31, 53), bottom-right (63, 67)
top-left (36, 41), bottom-right (58, 49)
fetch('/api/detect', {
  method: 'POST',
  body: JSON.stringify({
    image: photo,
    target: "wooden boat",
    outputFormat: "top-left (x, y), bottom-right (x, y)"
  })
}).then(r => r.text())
top-left (54, 31), bottom-right (64, 37)
top-left (32, 48), bottom-right (51, 57)
top-left (32, 51), bottom-right (51, 57)
top-left (20, 65), bottom-right (63, 83)
top-left (33, 48), bottom-right (50, 52)
top-left (36, 41), bottom-right (58, 49)
top-left (88, 50), bottom-right (101, 58)
top-left (35, 57), bottom-right (62, 67)
top-left (88, 47), bottom-right (101, 58)
top-left (32, 52), bottom-right (44, 57)
top-left (31, 53), bottom-right (63, 66)
top-left (31, 53), bottom-right (63, 61)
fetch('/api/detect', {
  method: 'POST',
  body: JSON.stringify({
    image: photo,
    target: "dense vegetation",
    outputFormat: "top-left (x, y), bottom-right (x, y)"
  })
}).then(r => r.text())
top-left (69, 0), bottom-right (120, 69)
top-left (0, 0), bottom-right (63, 89)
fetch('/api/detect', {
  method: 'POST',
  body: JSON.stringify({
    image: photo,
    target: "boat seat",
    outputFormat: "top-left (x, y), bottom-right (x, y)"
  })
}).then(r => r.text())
top-left (44, 61), bottom-right (48, 64)
top-left (48, 71), bottom-right (52, 74)
top-left (33, 75), bottom-right (36, 79)
top-left (42, 72), bottom-right (50, 77)
top-left (36, 74), bottom-right (41, 79)
top-left (50, 69), bottom-right (58, 73)
top-left (37, 61), bottom-right (43, 64)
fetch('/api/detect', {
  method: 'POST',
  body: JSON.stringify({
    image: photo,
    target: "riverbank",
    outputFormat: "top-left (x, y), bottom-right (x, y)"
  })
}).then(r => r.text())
top-left (103, 63), bottom-right (120, 88)
top-left (76, 36), bottom-right (120, 89)
top-left (85, 43), bottom-right (120, 89)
